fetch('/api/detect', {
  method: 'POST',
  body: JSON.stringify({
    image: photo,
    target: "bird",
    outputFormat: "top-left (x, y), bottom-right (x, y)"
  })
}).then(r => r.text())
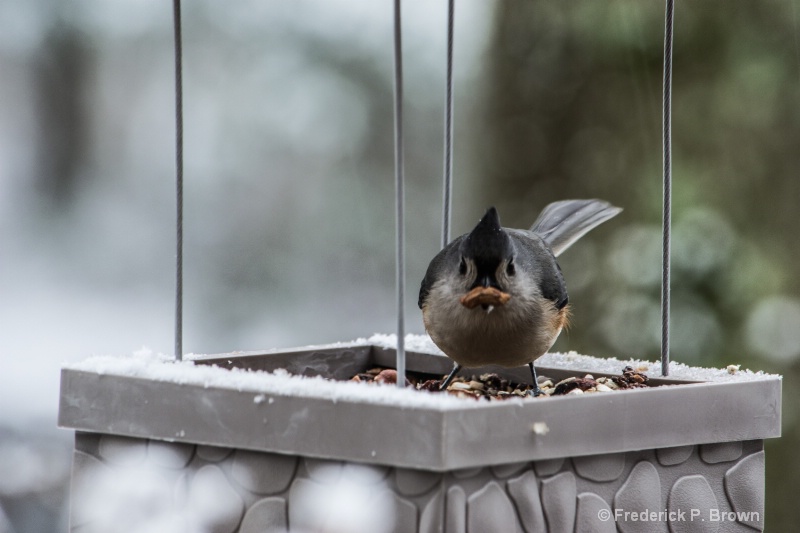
top-left (418, 199), bottom-right (622, 396)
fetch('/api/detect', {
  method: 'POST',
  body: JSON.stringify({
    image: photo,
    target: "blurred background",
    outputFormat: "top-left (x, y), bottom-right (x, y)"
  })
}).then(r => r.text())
top-left (1, 0), bottom-right (798, 530)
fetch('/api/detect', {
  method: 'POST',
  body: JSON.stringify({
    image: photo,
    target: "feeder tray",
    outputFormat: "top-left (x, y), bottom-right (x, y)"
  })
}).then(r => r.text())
top-left (59, 339), bottom-right (780, 532)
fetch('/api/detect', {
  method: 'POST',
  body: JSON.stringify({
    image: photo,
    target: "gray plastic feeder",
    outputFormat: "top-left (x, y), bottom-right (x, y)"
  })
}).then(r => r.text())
top-left (59, 338), bottom-right (781, 532)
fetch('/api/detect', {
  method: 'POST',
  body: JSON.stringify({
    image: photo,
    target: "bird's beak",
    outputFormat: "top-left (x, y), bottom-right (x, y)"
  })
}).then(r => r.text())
top-left (460, 286), bottom-right (511, 309)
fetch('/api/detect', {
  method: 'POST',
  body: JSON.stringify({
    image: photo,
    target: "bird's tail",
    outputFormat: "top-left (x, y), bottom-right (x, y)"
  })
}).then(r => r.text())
top-left (530, 199), bottom-right (622, 257)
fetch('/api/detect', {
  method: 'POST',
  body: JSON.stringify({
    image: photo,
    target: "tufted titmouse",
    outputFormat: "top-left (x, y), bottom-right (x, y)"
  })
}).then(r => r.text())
top-left (418, 199), bottom-right (621, 396)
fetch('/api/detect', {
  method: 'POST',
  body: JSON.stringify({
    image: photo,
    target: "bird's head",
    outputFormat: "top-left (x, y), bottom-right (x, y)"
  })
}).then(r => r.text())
top-left (457, 207), bottom-right (515, 311)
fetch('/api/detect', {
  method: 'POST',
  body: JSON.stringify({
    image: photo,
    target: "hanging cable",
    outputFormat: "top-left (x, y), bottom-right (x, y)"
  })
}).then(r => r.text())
top-left (442, 0), bottom-right (455, 249)
top-left (173, 0), bottom-right (184, 361)
top-left (393, 0), bottom-right (406, 387)
top-left (661, 0), bottom-right (674, 377)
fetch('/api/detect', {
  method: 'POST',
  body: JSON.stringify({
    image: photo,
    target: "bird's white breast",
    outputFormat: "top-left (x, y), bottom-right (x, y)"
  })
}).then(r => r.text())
top-left (422, 279), bottom-right (561, 368)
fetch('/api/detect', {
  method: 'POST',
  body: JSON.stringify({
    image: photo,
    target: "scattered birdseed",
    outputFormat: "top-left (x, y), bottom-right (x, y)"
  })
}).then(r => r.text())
top-left (612, 366), bottom-right (650, 389)
top-left (348, 365), bottom-right (655, 401)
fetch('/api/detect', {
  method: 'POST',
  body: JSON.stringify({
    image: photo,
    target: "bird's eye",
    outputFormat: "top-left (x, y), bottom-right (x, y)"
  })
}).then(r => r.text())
top-left (459, 257), bottom-right (467, 275)
top-left (506, 260), bottom-right (516, 276)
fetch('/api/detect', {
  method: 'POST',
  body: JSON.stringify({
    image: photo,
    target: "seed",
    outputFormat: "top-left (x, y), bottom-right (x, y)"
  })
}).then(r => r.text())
top-left (554, 377), bottom-right (577, 388)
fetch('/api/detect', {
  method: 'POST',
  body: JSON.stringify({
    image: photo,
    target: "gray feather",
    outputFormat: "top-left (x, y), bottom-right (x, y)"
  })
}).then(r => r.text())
top-left (529, 199), bottom-right (622, 257)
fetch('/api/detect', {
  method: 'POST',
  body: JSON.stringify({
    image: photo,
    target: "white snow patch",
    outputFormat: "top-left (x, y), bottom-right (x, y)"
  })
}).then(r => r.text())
top-left (292, 464), bottom-right (394, 533)
top-left (75, 450), bottom-right (244, 533)
top-left (367, 333), bottom-right (780, 383)
top-left (531, 422), bottom-right (550, 436)
top-left (367, 333), bottom-right (444, 355)
top-left (184, 338), bottom-right (375, 362)
top-left (64, 334), bottom-right (780, 414)
top-left (64, 348), bottom-right (470, 410)
top-left (536, 351), bottom-right (780, 383)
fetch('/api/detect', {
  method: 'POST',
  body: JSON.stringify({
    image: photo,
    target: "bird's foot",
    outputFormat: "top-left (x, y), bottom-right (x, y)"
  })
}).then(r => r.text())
top-left (527, 362), bottom-right (543, 397)
top-left (440, 363), bottom-right (462, 391)
top-left (527, 386), bottom-right (543, 398)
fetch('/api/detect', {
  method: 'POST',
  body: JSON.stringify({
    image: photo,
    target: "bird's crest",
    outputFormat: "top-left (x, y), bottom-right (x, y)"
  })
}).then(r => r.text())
top-left (462, 207), bottom-right (512, 260)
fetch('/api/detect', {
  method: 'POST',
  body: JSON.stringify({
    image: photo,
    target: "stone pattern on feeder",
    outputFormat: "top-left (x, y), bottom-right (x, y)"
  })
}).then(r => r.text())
top-left (69, 432), bottom-right (765, 533)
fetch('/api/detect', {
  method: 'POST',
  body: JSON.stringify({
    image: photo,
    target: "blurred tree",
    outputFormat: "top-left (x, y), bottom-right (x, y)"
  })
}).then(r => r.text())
top-left (474, 0), bottom-right (800, 527)
top-left (34, 22), bottom-right (91, 209)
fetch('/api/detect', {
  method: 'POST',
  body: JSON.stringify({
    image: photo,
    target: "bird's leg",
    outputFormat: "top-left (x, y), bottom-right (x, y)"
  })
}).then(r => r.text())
top-left (528, 362), bottom-right (543, 397)
top-left (439, 363), bottom-right (462, 391)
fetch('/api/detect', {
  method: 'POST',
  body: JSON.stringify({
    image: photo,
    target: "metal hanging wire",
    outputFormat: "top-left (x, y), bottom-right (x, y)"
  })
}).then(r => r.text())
top-left (661, 0), bottom-right (675, 377)
top-left (442, 0), bottom-right (455, 248)
top-left (393, 0), bottom-right (407, 387)
top-left (170, 1), bottom-right (411, 373)
top-left (173, 0), bottom-right (184, 362)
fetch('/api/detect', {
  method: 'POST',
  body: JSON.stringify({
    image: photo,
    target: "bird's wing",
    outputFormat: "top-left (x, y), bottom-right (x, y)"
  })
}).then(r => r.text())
top-left (509, 230), bottom-right (569, 310)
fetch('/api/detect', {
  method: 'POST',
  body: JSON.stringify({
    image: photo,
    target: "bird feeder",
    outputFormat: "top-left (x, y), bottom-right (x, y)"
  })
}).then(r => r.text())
top-left (60, 339), bottom-right (779, 532)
